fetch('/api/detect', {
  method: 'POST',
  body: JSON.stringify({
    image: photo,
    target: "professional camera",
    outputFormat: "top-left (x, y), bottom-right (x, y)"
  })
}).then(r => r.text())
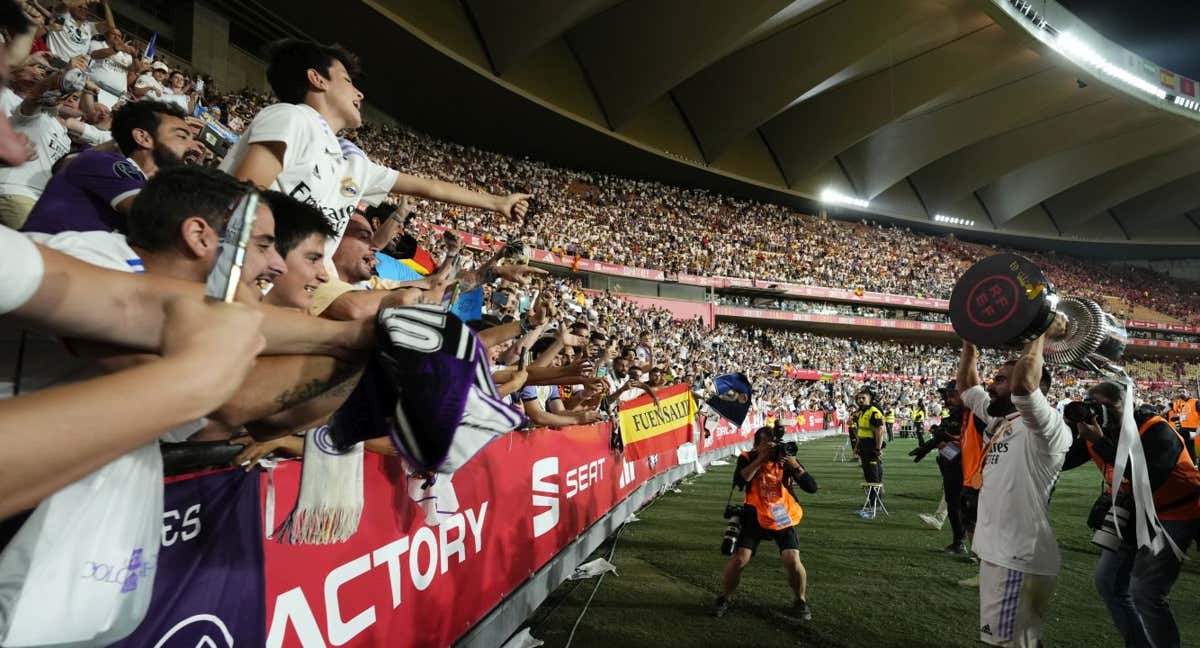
top-left (1088, 491), bottom-right (1135, 552)
top-left (1063, 399), bottom-right (1110, 429)
top-left (908, 417), bottom-right (960, 462)
top-left (771, 426), bottom-right (798, 461)
top-left (720, 504), bottom-right (744, 556)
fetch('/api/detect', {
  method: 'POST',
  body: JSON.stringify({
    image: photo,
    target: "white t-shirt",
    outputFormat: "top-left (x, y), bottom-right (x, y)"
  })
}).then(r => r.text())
top-left (45, 11), bottom-right (96, 61)
top-left (0, 87), bottom-right (22, 118)
top-left (87, 40), bottom-right (132, 104)
top-left (0, 227), bottom-right (43, 314)
top-left (217, 103), bottom-right (398, 259)
top-left (0, 110), bottom-right (71, 199)
top-left (962, 385), bottom-right (1071, 576)
top-left (133, 72), bottom-right (165, 99)
top-left (160, 92), bottom-right (190, 112)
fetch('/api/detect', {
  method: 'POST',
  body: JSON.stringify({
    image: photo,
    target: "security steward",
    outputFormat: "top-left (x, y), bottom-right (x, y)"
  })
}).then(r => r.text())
top-left (714, 425), bottom-right (818, 622)
top-left (1064, 381), bottom-right (1200, 648)
top-left (855, 389), bottom-right (886, 518)
top-left (1167, 389), bottom-right (1199, 465)
top-left (913, 401), bottom-right (927, 445)
top-left (884, 406), bottom-right (896, 442)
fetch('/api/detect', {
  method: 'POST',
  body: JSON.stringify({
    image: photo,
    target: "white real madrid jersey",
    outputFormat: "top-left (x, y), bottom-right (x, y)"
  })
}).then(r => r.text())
top-left (219, 103), bottom-right (398, 259)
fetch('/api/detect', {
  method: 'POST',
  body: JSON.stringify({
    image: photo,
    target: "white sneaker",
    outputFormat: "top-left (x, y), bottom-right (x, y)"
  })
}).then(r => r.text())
top-left (957, 574), bottom-right (979, 588)
top-left (918, 513), bottom-right (944, 530)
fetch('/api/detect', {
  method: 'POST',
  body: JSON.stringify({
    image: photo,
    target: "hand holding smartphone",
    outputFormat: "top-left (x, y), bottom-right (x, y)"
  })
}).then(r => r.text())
top-left (205, 191), bottom-right (259, 302)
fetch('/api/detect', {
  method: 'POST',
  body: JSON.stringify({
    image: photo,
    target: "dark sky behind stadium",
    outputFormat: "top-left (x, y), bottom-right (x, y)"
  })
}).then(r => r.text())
top-left (1058, 0), bottom-right (1200, 80)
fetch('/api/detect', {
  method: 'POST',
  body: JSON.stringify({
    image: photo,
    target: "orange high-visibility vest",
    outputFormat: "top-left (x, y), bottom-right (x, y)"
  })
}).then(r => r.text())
top-left (960, 412), bottom-right (983, 488)
top-left (741, 452), bottom-right (803, 530)
top-left (1088, 416), bottom-right (1200, 521)
top-left (1170, 398), bottom-right (1199, 430)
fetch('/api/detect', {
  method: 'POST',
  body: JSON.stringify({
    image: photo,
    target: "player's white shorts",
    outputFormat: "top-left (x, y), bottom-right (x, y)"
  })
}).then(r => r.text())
top-left (979, 561), bottom-right (1056, 647)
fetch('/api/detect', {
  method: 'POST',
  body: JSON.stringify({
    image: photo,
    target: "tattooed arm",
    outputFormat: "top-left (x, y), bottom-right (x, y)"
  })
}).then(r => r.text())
top-left (243, 365), bottom-right (365, 440)
top-left (212, 355), bottom-right (365, 428)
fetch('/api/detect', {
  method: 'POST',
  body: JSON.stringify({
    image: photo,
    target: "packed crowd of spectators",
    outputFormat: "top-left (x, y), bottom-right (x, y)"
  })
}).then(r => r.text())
top-left (718, 295), bottom-right (950, 323)
top-left (2, 7), bottom-right (1197, 643)
top-left (205, 87), bottom-right (1200, 325)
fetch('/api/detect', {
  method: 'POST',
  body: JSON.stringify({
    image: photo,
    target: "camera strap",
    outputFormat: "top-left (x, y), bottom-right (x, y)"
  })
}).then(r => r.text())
top-left (724, 482), bottom-right (738, 510)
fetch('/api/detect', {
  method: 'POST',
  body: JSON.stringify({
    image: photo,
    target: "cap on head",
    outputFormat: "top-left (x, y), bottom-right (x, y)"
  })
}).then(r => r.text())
top-left (151, 61), bottom-right (170, 72)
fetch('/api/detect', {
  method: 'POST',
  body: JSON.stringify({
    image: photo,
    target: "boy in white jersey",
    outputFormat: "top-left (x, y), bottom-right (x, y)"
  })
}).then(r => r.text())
top-left (219, 38), bottom-right (530, 275)
top-left (955, 326), bottom-right (1072, 647)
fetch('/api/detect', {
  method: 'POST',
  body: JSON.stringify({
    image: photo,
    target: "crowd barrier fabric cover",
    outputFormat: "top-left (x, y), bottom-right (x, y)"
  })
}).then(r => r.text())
top-left (107, 403), bottom-right (836, 647)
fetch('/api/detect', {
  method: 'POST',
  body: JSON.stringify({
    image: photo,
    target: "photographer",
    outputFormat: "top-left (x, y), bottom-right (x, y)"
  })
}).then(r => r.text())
top-left (911, 380), bottom-right (986, 555)
top-left (1062, 381), bottom-right (1200, 648)
top-left (853, 388), bottom-right (885, 518)
top-left (956, 333), bottom-right (1071, 647)
top-left (713, 425), bottom-right (817, 622)
top-left (1167, 389), bottom-right (1198, 465)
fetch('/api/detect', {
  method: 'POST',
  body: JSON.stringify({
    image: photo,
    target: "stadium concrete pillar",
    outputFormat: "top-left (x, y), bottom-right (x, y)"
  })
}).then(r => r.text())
top-left (184, 3), bottom-right (269, 93)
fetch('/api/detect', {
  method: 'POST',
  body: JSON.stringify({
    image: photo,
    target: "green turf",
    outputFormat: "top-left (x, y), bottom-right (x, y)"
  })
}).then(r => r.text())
top-left (527, 436), bottom-right (1200, 647)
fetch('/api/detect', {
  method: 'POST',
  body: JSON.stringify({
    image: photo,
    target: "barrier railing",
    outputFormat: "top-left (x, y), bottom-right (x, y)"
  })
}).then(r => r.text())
top-left (108, 413), bottom-right (839, 648)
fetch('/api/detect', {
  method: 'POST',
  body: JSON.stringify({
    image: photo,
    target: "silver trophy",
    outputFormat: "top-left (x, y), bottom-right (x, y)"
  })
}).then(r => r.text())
top-left (949, 254), bottom-right (1127, 373)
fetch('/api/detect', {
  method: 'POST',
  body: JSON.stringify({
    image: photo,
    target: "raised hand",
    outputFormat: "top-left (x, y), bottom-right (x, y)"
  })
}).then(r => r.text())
top-left (498, 193), bottom-right (532, 219)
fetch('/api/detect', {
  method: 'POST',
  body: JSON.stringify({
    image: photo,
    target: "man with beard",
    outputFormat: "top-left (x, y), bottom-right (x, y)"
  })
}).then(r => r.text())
top-left (22, 100), bottom-right (204, 234)
top-left (955, 330), bottom-right (1071, 647)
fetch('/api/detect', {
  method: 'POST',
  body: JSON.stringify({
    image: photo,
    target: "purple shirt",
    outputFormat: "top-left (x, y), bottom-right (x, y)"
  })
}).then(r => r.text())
top-left (22, 149), bottom-right (145, 234)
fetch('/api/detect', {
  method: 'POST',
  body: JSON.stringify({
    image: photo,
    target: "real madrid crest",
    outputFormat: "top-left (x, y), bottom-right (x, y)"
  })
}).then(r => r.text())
top-left (339, 177), bottom-right (360, 198)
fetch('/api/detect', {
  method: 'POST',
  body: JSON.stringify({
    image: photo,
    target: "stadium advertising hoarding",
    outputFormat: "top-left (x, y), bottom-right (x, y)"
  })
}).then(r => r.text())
top-left (116, 404), bottom-right (836, 647)
top-left (259, 422), bottom-right (656, 647)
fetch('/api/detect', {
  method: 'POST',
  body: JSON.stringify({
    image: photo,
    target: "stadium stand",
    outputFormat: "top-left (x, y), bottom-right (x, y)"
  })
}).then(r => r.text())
top-left (1, 0), bottom-right (1198, 646)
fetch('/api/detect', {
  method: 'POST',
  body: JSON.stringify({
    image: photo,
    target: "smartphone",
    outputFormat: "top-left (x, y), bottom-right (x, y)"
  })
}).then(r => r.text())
top-left (518, 346), bottom-right (529, 370)
top-left (448, 281), bottom-right (462, 307)
top-left (205, 191), bottom-right (259, 302)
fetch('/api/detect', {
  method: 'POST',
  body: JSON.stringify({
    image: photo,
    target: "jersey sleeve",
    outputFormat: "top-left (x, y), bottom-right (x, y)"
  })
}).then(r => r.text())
top-left (363, 159), bottom-right (399, 197)
top-left (517, 385), bottom-right (539, 402)
top-left (239, 104), bottom-right (312, 169)
top-left (961, 385), bottom-right (996, 427)
top-left (1012, 389), bottom-right (1071, 452)
top-left (70, 153), bottom-right (145, 209)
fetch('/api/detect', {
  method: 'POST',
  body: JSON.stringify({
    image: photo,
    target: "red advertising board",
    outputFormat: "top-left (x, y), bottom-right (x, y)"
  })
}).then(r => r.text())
top-left (1125, 319), bottom-right (1200, 334)
top-left (260, 422), bottom-right (676, 648)
top-left (698, 411), bottom-right (836, 456)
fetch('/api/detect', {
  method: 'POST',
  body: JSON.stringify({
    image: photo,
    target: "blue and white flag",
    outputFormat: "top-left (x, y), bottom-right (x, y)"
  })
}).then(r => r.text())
top-left (706, 372), bottom-right (754, 427)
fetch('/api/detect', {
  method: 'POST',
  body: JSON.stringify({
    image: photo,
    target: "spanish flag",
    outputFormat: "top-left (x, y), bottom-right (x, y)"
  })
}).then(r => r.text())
top-left (618, 383), bottom-right (697, 460)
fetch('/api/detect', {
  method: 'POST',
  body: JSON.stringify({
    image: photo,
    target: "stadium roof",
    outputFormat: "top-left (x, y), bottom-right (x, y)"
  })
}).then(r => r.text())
top-left (247, 0), bottom-right (1200, 258)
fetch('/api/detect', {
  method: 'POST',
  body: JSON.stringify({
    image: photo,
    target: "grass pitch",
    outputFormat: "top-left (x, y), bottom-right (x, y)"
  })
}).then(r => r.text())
top-left (527, 436), bottom-right (1200, 647)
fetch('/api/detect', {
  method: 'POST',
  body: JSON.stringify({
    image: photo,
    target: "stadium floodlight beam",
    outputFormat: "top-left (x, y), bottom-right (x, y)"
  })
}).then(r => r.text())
top-left (1054, 32), bottom-right (1167, 101)
top-left (819, 187), bottom-right (870, 209)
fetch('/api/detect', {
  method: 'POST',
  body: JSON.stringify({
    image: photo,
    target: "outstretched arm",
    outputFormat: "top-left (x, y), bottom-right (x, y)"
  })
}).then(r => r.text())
top-left (391, 171), bottom-right (530, 219)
